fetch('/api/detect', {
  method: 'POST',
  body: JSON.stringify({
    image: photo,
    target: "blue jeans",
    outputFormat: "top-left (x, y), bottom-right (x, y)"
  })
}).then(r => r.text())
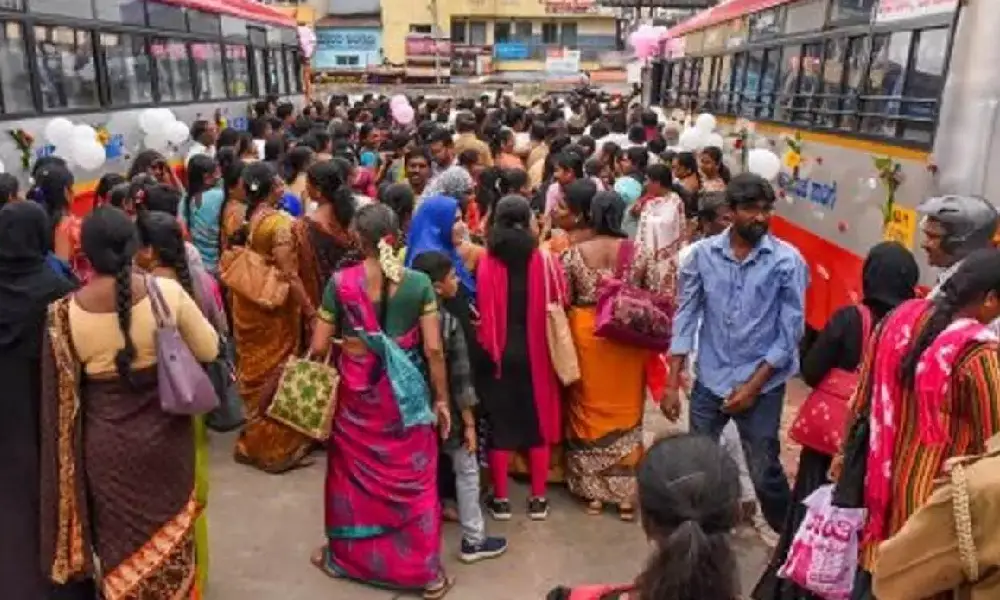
top-left (445, 446), bottom-right (486, 545)
top-left (688, 380), bottom-right (791, 533)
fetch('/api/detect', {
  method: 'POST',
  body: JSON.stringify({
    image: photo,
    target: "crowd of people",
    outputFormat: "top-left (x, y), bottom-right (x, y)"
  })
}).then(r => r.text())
top-left (2, 88), bottom-right (1000, 600)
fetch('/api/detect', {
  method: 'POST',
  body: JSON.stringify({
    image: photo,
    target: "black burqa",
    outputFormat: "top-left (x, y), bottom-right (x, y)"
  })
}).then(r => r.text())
top-left (0, 202), bottom-right (87, 600)
top-left (753, 241), bottom-right (918, 600)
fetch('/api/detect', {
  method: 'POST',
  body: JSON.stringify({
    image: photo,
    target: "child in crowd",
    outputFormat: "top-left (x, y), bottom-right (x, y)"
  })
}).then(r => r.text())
top-left (412, 250), bottom-right (508, 564)
top-left (0, 173), bottom-right (19, 208)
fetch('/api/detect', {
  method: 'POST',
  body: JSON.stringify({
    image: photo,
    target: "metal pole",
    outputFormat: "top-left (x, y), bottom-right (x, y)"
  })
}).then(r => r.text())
top-left (431, 0), bottom-right (441, 84)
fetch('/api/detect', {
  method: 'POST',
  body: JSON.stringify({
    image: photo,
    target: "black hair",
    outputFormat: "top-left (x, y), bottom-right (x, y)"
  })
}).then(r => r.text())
top-left (601, 141), bottom-right (621, 162)
top-left (32, 155), bottom-right (67, 178)
top-left (648, 136), bottom-right (667, 156)
top-left (529, 121), bottom-right (547, 142)
top-left (307, 160), bottom-right (354, 228)
top-left (136, 209), bottom-right (194, 296)
top-left (563, 178), bottom-right (598, 221)
top-left (628, 124), bottom-right (646, 145)
top-left (144, 184), bottom-right (182, 216)
top-left (263, 136), bottom-right (286, 163)
top-left (641, 109), bottom-right (658, 128)
top-left (292, 116), bottom-right (312, 138)
top-left (457, 148), bottom-right (480, 169)
top-left (217, 127), bottom-right (241, 149)
top-left (405, 146), bottom-right (433, 166)
top-left (577, 135), bottom-right (596, 157)
top-left (635, 433), bottom-right (740, 600)
top-left (589, 121), bottom-right (610, 140)
top-left (900, 248), bottom-right (1000, 389)
top-left (726, 173), bottom-right (775, 208)
top-left (591, 191), bottom-right (627, 238)
top-left (490, 128), bottom-right (515, 157)
top-left (646, 163), bottom-right (673, 188)
top-left (28, 162), bottom-right (74, 234)
top-left (359, 122), bottom-right (376, 144)
top-left (584, 157), bottom-right (603, 178)
top-left (0, 173), bottom-right (18, 207)
top-left (302, 130), bottom-right (332, 154)
top-left (498, 167), bottom-right (529, 196)
top-left (235, 132), bottom-right (256, 158)
top-left (353, 203), bottom-right (398, 255)
top-left (283, 145), bottom-right (315, 184)
top-left (107, 183), bottom-right (131, 211)
top-left (185, 154), bottom-right (218, 226)
top-left (230, 161), bottom-right (278, 247)
top-left (253, 100), bottom-right (269, 118)
top-left (411, 249), bottom-right (454, 285)
top-left (96, 173), bottom-right (126, 202)
top-left (276, 102), bottom-right (294, 120)
top-left (543, 135), bottom-right (575, 183)
top-left (456, 112), bottom-right (477, 134)
top-left (701, 146), bottom-right (731, 183)
top-left (190, 119), bottom-right (211, 144)
top-left (428, 127), bottom-right (453, 147)
top-left (675, 151), bottom-right (701, 178)
top-left (250, 117), bottom-right (270, 139)
top-left (625, 145), bottom-right (649, 173)
top-left (127, 150), bottom-right (167, 180)
top-left (80, 206), bottom-right (141, 383)
top-left (379, 182), bottom-right (416, 229)
top-left (216, 157), bottom-right (246, 251)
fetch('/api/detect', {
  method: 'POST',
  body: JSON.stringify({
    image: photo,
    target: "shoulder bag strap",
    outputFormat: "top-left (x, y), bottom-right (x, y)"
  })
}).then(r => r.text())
top-left (614, 240), bottom-right (635, 280)
top-left (542, 251), bottom-right (554, 305)
top-left (857, 304), bottom-right (873, 344)
top-left (145, 276), bottom-right (174, 328)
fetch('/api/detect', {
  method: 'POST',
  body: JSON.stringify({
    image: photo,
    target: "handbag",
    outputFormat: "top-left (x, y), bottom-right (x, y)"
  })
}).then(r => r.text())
top-left (205, 336), bottom-right (246, 432)
top-left (789, 305), bottom-right (873, 456)
top-left (266, 350), bottom-right (340, 441)
top-left (542, 251), bottom-right (580, 386)
top-left (594, 240), bottom-right (674, 351)
top-left (146, 276), bottom-right (220, 416)
top-left (218, 217), bottom-right (289, 310)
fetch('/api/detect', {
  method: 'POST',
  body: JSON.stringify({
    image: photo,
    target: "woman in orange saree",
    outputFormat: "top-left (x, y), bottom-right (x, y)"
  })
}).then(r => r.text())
top-left (230, 163), bottom-right (315, 474)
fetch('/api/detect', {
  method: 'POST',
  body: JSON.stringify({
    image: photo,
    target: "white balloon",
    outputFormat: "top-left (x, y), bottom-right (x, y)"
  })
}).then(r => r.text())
top-left (45, 118), bottom-right (75, 147)
top-left (678, 127), bottom-right (705, 151)
top-left (72, 124), bottom-right (97, 145)
top-left (694, 113), bottom-right (717, 133)
top-left (145, 133), bottom-right (169, 151)
top-left (747, 148), bottom-right (782, 182)
top-left (703, 132), bottom-right (725, 149)
top-left (166, 121), bottom-right (190, 145)
top-left (0, 158), bottom-right (5, 174)
top-left (138, 108), bottom-right (160, 134)
top-left (75, 142), bottom-right (106, 171)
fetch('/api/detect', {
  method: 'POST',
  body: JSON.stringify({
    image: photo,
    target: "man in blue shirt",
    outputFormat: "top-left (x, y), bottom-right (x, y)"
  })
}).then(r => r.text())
top-left (664, 173), bottom-right (807, 533)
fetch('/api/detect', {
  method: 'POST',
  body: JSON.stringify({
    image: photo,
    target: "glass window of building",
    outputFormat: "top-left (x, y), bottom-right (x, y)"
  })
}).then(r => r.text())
top-left (192, 43), bottom-right (226, 100)
top-left (225, 44), bottom-right (250, 98)
top-left (450, 19), bottom-right (467, 44)
top-left (515, 21), bottom-right (532, 41)
top-left (34, 25), bottom-right (100, 111)
top-left (560, 23), bottom-right (577, 47)
top-left (542, 23), bottom-right (558, 45)
top-left (0, 21), bottom-right (32, 113)
top-left (494, 22), bottom-right (511, 43)
top-left (409, 24), bottom-right (432, 34)
top-left (469, 21), bottom-right (486, 45)
top-left (153, 39), bottom-right (194, 102)
top-left (100, 32), bottom-right (153, 106)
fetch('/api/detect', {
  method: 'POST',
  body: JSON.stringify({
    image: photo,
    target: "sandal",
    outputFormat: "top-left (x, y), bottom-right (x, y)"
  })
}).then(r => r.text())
top-left (442, 505), bottom-right (460, 523)
top-left (618, 503), bottom-right (636, 522)
top-left (309, 547), bottom-right (342, 580)
top-left (423, 573), bottom-right (456, 600)
top-left (585, 500), bottom-right (603, 516)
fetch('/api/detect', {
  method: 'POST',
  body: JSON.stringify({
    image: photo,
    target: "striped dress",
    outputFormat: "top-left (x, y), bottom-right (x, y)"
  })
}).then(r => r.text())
top-left (849, 323), bottom-right (1000, 576)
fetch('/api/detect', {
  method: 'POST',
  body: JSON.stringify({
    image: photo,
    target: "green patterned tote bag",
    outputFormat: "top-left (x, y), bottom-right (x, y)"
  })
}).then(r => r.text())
top-left (266, 353), bottom-right (340, 441)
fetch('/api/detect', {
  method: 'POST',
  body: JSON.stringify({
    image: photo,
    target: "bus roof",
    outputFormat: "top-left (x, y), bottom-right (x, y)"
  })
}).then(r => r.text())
top-left (159, 0), bottom-right (297, 27)
top-left (665, 0), bottom-right (793, 38)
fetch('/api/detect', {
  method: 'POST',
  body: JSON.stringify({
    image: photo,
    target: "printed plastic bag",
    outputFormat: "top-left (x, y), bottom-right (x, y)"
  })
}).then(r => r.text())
top-left (778, 484), bottom-right (866, 600)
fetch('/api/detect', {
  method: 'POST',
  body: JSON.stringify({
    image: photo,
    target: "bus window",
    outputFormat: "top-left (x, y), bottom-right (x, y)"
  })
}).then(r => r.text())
top-left (153, 39), bottom-right (194, 102)
top-left (841, 36), bottom-right (871, 131)
top-left (252, 47), bottom-right (266, 96)
top-left (775, 44), bottom-right (801, 122)
top-left (730, 52), bottom-right (746, 115)
top-left (716, 54), bottom-right (731, 114)
top-left (33, 25), bottom-right (99, 111)
top-left (819, 38), bottom-right (847, 128)
top-left (225, 45), bottom-right (250, 98)
top-left (192, 43), bottom-right (226, 101)
top-left (100, 32), bottom-right (153, 106)
top-left (759, 48), bottom-right (781, 119)
top-left (901, 28), bottom-right (949, 144)
top-left (793, 43), bottom-right (822, 125)
top-left (0, 21), bottom-right (32, 114)
top-left (742, 50), bottom-right (763, 118)
top-left (861, 31), bottom-right (912, 137)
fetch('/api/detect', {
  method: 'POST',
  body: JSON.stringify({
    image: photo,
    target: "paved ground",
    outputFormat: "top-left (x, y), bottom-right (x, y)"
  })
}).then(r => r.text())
top-left (205, 379), bottom-right (811, 599)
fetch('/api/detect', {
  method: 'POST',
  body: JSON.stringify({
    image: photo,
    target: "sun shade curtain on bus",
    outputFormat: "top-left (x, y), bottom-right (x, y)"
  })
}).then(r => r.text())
top-left (152, 0), bottom-right (296, 27)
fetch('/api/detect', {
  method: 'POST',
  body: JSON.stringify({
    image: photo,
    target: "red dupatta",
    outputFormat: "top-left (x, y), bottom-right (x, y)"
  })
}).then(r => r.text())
top-left (476, 249), bottom-right (564, 444)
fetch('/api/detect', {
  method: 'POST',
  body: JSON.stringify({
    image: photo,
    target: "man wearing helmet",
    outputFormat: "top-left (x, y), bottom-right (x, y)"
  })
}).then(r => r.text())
top-left (918, 194), bottom-right (1000, 299)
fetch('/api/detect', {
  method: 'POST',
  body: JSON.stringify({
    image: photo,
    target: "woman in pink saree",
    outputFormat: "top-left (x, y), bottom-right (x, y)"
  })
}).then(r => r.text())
top-left (309, 203), bottom-right (454, 599)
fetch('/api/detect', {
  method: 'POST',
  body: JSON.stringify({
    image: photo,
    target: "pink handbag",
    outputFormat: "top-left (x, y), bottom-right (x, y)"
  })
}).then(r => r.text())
top-left (594, 240), bottom-right (674, 351)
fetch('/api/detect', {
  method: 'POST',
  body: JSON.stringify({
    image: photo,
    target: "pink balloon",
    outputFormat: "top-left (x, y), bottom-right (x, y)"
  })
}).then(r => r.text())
top-left (390, 94), bottom-right (409, 109)
top-left (629, 28), bottom-right (661, 59)
top-left (393, 103), bottom-right (414, 125)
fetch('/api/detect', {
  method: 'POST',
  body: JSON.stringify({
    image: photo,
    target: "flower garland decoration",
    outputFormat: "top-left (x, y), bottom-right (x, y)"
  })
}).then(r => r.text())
top-left (7, 128), bottom-right (34, 170)
top-left (783, 131), bottom-right (804, 179)
top-left (95, 125), bottom-right (111, 147)
top-left (873, 155), bottom-right (905, 227)
top-left (215, 108), bottom-right (228, 131)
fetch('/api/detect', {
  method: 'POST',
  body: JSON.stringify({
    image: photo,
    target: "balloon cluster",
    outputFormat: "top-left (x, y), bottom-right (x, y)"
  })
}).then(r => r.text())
top-left (628, 25), bottom-right (667, 60)
top-left (43, 118), bottom-right (107, 171)
top-left (677, 113), bottom-right (725, 152)
top-left (138, 108), bottom-right (190, 153)
top-left (390, 95), bottom-right (414, 126)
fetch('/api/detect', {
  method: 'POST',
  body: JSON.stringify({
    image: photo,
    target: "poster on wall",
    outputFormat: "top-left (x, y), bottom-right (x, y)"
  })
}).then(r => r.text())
top-left (874, 0), bottom-right (959, 23)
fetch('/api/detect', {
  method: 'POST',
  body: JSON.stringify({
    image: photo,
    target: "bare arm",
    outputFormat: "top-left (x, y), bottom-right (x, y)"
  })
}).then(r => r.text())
top-left (419, 311), bottom-right (449, 409)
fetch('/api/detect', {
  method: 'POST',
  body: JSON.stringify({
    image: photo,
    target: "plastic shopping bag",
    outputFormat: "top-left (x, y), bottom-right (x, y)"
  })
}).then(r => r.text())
top-left (778, 484), bottom-right (866, 600)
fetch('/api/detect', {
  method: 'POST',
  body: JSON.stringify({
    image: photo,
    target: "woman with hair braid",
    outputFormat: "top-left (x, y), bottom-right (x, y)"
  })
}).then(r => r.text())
top-left (39, 206), bottom-right (218, 599)
top-left (136, 209), bottom-right (226, 594)
top-left (229, 162), bottom-right (315, 474)
top-left (831, 247), bottom-right (1000, 598)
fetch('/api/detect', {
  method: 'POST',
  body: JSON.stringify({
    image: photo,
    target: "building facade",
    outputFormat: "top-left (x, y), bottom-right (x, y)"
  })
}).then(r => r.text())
top-left (314, 17), bottom-right (382, 71)
top-left (381, 0), bottom-right (620, 75)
